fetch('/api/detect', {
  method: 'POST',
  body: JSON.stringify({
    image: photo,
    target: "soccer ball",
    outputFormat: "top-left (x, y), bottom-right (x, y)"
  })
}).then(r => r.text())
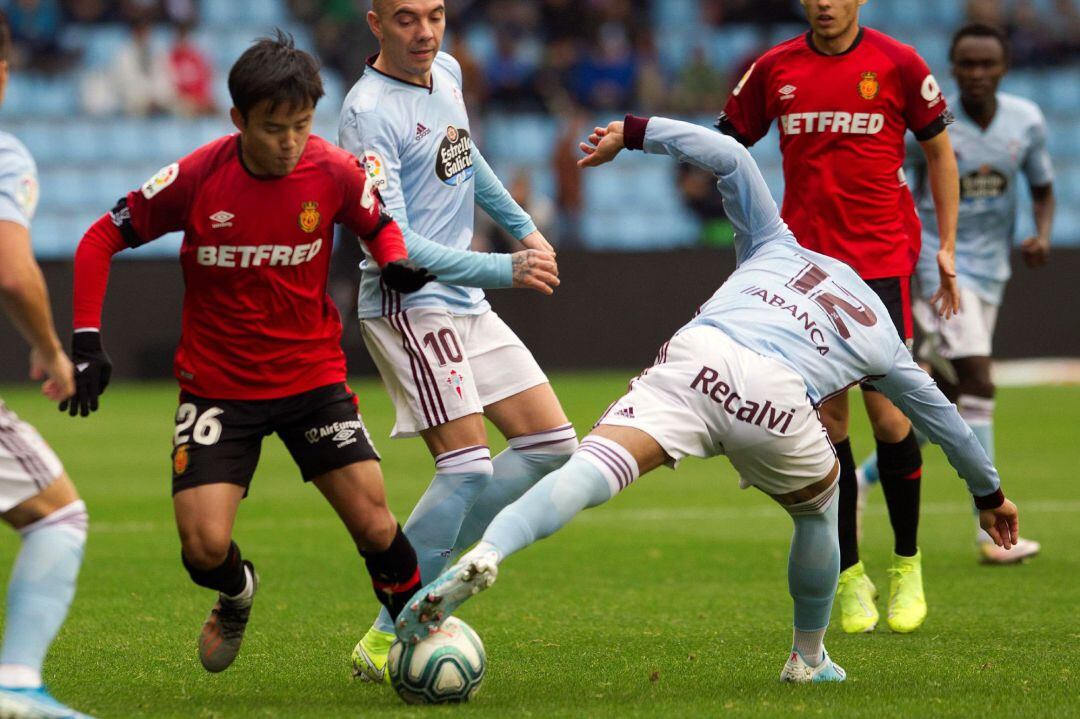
top-left (387, 616), bottom-right (486, 704)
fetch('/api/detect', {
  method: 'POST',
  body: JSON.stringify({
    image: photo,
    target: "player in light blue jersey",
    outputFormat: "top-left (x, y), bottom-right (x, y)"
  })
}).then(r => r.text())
top-left (393, 115), bottom-right (1021, 683)
top-left (0, 13), bottom-right (94, 718)
top-left (857, 24), bottom-right (1051, 564)
top-left (339, 0), bottom-right (578, 682)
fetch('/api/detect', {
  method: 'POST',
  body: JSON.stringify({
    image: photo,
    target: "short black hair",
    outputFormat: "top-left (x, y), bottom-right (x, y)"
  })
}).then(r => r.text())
top-left (950, 23), bottom-right (1010, 63)
top-left (0, 11), bottom-right (10, 64)
top-left (228, 29), bottom-right (324, 119)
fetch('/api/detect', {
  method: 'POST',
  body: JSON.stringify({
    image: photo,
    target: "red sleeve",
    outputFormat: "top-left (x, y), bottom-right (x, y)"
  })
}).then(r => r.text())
top-left (896, 47), bottom-right (949, 140)
top-left (72, 213), bottom-right (129, 330)
top-left (335, 154), bottom-right (407, 267)
top-left (718, 57), bottom-right (773, 146)
top-left (124, 153), bottom-right (201, 244)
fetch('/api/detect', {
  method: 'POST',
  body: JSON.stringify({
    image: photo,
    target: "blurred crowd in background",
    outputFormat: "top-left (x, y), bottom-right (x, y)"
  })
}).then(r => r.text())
top-left (1, 0), bottom-right (1079, 253)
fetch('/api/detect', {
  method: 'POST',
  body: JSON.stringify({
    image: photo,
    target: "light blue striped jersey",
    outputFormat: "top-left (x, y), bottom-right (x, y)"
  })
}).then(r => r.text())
top-left (339, 52), bottom-right (535, 318)
top-left (637, 117), bottom-right (999, 497)
top-left (911, 93), bottom-right (1053, 304)
top-left (0, 131), bottom-right (39, 229)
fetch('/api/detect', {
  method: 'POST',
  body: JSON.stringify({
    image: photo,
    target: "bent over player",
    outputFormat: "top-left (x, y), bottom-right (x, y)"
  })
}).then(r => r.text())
top-left (717, 0), bottom-right (961, 635)
top-left (64, 33), bottom-right (434, 674)
top-left (859, 24), bottom-right (1051, 564)
top-left (0, 13), bottom-right (93, 718)
top-left (395, 117), bottom-right (1019, 684)
top-left (339, 0), bottom-right (576, 682)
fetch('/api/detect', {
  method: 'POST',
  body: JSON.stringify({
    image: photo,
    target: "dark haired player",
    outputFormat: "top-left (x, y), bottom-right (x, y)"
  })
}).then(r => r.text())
top-left (0, 11), bottom-right (94, 719)
top-left (64, 31), bottom-right (435, 674)
top-left (717, 0), bottom-right (960, 634)
top-left (858, 23), bottom-right (1051, 564)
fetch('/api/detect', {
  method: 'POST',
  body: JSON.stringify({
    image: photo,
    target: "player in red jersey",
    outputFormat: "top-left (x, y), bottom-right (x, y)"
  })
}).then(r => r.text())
top-left (61, 32), bottom-right (435, 674)
top-left (717, 0), bottom-right (960, 635)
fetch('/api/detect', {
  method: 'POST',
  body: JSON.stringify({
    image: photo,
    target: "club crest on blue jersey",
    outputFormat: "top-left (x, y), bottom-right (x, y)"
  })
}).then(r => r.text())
top-left (436, 126), bottom-right (475, 186)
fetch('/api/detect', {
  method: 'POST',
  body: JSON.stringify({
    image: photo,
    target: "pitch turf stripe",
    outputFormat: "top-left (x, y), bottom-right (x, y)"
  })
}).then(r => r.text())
top-left (401, 310), bottom-right (448, 424)
top-left (577, 445), bottom-right (629, 490)
top-left (389, 312), bottom-right (434, 428)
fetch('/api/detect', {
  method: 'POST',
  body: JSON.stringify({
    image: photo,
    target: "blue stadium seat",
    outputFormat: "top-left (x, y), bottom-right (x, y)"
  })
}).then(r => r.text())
top-left (653, 0), bottom-right (700, 30)
top-left (706, 26), bottom-right (765, 73)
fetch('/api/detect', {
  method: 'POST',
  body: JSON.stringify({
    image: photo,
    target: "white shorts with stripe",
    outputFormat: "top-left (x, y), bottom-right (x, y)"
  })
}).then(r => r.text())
top-left (913, 287), bottom-right (999, 363)
top-left (0, 401), bottom-right (64, 512)
top-left (360, 308), bottom-right (549, 438)
top-left (595, 325), bottom-right (836, 496)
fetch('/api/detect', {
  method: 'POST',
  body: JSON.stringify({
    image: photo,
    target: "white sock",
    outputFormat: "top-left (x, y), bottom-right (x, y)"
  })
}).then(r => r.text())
top-left (792, 627), bottom-right (826, 666)
top-left (0, 664), bottom-right (41, 689)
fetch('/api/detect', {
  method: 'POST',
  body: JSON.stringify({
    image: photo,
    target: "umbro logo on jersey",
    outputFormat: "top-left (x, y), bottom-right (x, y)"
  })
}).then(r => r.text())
top-left (415, 122), bottom-right (431, 140)
top-left (210, 211), bottom-right (235, 228)
top-left (779, 84), bottom-right (796, 100)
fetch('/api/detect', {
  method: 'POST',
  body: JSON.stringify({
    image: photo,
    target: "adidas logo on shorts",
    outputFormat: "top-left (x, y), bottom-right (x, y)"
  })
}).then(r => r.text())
top-left (615, 407), bottom-right (635, 419)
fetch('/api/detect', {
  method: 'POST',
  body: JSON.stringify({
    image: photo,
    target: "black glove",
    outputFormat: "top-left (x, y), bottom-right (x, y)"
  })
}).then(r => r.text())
top-left (59, 331), bottom-right (112, 417)
top-left (381, 259), bottom-right (436, 294)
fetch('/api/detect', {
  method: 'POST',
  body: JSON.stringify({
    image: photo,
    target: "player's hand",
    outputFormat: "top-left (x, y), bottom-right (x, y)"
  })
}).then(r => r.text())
top-left (520, 230), bottom-right (555, 255)
top-left (30, 346), bottom-right (75, 403)
top-left (381, 259), bottom-right (436, 294)
top-left (932, 249), bottom-right (961, 320)
top-left (578, 121), bottom-right (625, 168)
top-left (59, 331), bottom-right (112, 417)
top-left (978, 497), bottom-right (1019, 550)
top-left (511, 249), bottom-right (559, 295)
top-left (1020, 235), bottom-right (1050, 268)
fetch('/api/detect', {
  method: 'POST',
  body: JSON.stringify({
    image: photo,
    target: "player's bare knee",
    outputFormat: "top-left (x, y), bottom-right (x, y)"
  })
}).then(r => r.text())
top-left (180, 531), bottom-right (233, 570)
top-left (353, 509), bottom-right (397, 552)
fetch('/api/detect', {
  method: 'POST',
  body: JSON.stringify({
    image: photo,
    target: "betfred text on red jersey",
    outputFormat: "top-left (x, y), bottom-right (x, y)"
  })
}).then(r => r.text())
top-left (195, 240), bottom-right (323, 268)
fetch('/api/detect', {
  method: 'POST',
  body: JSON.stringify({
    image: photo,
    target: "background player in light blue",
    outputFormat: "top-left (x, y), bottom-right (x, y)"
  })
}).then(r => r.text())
top-left (857, 24), bottom-right (1052, 564)
top-left (0, 13), bottom-right (94, 718)
top-left (338, 0), bottom-right (577, 682)
top-left (393, 115), bottom-right (1021, 683)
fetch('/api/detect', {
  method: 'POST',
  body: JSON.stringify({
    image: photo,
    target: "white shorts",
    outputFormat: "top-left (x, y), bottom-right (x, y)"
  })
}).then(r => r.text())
top-left (596, 326), bottom-right (835, 496)
top-left (361, 308), bottom-right (549, 438)
top-left (914, 287), bottom-right (999, 363)
top-left (0, 401), bottom-right (64, 512)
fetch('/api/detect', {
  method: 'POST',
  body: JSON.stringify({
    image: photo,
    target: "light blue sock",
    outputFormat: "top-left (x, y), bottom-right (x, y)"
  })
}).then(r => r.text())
top-left (481, 437), bottom-right (636, 561)
top-left (373, 446), bottom-right (493, 633)
top-left (452, 424), bottom-right (577, 555)
top-left (1, 501), bottom-right (87, 686)
top-left (958, 395), bottom-right (995, 539)
top-left (858, 428), bottom-right (928, 486)
top-left (788, 495), bottom-right (840, 636)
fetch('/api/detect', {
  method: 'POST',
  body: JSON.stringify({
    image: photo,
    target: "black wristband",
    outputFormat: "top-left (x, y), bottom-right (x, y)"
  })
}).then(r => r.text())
top-left (974, 488), bottom-right (1005, 510)
top-left (72, 330), bottom-right (103, 353)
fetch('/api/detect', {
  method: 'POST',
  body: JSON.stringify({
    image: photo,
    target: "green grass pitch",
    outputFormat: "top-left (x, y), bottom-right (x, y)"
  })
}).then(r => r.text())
top-left (1, 375), bottom-right (1077, 718)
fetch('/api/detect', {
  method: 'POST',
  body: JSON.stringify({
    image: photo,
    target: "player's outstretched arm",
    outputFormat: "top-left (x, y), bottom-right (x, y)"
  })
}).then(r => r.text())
top-left (470, 146), bottom-right (553, 253)
top-left (0, 221), bottom-right (75, 403)
top-left (579, 115), bottom-right (789, 264)
top-left (919, 131), bottom-right (961, 319)
top-left (874, 345), bottom-right (1018, 547)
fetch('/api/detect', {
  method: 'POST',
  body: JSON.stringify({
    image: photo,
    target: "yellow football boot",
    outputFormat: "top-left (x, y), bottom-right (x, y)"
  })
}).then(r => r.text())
top-left (836, 561), bottom-right (879, 633)
top-left (887, 550), bottom-right (927, 633)
top-left (351, 627), bottom-right (395, 684)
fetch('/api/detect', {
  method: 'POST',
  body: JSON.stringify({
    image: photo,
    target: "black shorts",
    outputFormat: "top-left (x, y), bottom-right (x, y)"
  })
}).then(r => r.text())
top-left (861, 276), bottom-right (913, 392)
top-left (171, 382), bottom-right (380, 496)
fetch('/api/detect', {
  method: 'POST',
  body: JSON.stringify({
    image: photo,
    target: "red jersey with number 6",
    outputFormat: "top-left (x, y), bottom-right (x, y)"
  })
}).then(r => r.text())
top-left (719, 28), bottom-right (951, 279)
top-left (72, 134), bottom-right (407, 400)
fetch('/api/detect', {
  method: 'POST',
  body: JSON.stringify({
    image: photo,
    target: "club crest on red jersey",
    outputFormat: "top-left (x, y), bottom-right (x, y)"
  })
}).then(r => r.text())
top-left (858, 71), bottom-right (879, 100)
top-left (298, 201), bottom-right (321, 233)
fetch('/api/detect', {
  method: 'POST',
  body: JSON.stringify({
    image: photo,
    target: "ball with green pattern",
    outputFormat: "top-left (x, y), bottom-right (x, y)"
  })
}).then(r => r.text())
top-left (388, 616), bottom-right (486, 704)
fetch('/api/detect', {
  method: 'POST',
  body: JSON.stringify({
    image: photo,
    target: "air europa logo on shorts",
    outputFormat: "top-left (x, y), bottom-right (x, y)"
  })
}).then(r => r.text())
top-left (435, 126), bottom-right (475, 186)
top-left (305, 419), bottom-right (366, 445)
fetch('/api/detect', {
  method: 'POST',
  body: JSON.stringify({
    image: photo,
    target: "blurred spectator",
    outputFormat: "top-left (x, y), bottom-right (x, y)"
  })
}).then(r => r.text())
top-left (169, 20), bottom-right (215, 116)
top-left (162, 0), bottom-right (196, 24)
top-left (1008, 0), bottom-right (1050, 66)
top-left (83, 15), bottom-right (175, 116)
top-left (7, 0), bottom-right (73, 73)
top-left (677, 163), bottom-right (734, 248)
top-left (62, 0), bottom-right (114, 23)
top-left (481, 168), bottom-right (556, 252)
top-left (567, 21), bottom-right (638, 110)
top-left (670, 46), bottom-right (728, 114)
top-left (551, 107), bottom-right (588, 249)
top-left (966, 0), bottom-right (1005, 26)
top-left (304, 0), bottom-right (378, 84)
top-left (703, 0), bottom-right (801, 25)
top-left (485, 24), bottom-right (543, 111)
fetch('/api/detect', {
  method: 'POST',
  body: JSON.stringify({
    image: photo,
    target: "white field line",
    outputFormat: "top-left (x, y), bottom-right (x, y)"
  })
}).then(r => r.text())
top-left (85, 499), bottom-right (1080, 534)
